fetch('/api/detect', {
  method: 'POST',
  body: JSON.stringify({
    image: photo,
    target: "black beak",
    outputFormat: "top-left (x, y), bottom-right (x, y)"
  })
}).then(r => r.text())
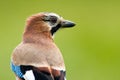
top-left (61, 20), bottom-right (75, 28)
top-left (51, 20), bottom-right (75, 35)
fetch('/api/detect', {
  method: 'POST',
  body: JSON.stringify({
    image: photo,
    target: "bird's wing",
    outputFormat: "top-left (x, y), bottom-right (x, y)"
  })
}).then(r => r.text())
top-left (11, 62), bottom-right (66, 80)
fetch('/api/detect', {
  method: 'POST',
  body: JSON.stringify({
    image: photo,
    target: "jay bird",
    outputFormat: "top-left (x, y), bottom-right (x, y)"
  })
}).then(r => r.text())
top-left (11, 12), bottom-right (75, 80)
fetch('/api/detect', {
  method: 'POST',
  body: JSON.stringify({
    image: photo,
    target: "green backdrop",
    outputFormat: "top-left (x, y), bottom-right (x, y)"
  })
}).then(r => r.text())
top-left (0, 0), bottom-right (120, 80)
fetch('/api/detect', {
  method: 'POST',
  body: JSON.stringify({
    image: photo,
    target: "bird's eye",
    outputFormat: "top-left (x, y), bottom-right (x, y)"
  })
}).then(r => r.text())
top-left (43, 16), bottom-right (57, 23)
top-left (49, 16), bottom-right (57, 23)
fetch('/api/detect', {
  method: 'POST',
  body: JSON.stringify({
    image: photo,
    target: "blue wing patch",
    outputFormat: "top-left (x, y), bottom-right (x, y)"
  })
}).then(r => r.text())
top-left (11, 62), bottom-right (24, 78)
top-left (11, 62), bottom-right (66, 80)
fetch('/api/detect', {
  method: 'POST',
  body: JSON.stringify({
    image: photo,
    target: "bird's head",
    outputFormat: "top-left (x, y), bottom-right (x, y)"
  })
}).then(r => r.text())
top-left (24, 12), bottom-right (75, 42)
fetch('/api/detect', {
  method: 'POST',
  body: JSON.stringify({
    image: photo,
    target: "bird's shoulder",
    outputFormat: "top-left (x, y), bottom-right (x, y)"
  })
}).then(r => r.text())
top-left (11, 42), bottom-right (65, 69)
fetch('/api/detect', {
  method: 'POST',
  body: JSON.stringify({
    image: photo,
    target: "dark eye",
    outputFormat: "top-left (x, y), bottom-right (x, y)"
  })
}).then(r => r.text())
top-left (50, 16), bottom-right (57, 23)
top-left (43, 15), bottom-right (58, 25)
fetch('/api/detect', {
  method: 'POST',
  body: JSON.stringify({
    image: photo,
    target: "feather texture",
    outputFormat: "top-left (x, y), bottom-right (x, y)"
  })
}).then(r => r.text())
top-left (11, 12), bottom-right (75, 80)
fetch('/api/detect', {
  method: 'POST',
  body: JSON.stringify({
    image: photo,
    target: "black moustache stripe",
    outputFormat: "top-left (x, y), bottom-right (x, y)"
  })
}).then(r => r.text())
top-left (50, 24), bottom-right (61, 35)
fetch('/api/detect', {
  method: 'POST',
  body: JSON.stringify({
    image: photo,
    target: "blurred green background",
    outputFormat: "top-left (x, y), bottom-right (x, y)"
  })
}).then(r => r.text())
top-left (0, 0), bottom-right (120, 80)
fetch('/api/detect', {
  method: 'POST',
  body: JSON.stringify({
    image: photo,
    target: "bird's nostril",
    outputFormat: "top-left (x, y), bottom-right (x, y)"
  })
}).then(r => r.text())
top-left (62, 21), bottom-right (66, 24)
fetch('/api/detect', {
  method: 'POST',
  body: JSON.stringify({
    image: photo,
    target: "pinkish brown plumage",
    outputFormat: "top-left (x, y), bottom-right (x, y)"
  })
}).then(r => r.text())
top-left (11, 12), bottom-right (75, 80)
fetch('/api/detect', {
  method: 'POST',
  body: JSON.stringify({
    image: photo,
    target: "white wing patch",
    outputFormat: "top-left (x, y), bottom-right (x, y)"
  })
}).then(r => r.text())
top-left (64, 77), bottom-right (67, 80)
top-left (23, 70), bottom-right (35, 80)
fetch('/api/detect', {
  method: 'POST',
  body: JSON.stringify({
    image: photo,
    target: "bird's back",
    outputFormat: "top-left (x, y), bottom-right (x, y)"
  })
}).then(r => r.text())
top-left (12, 41), bottom-right (65, 70)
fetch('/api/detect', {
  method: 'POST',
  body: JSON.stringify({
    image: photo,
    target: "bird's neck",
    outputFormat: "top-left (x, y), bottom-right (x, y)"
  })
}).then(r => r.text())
top-left (23, 31), bottom-right (54, 44)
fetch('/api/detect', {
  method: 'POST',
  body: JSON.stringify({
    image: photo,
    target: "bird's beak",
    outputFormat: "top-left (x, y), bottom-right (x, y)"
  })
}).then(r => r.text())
top-left (61, 20), bottom-right (75, 28)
